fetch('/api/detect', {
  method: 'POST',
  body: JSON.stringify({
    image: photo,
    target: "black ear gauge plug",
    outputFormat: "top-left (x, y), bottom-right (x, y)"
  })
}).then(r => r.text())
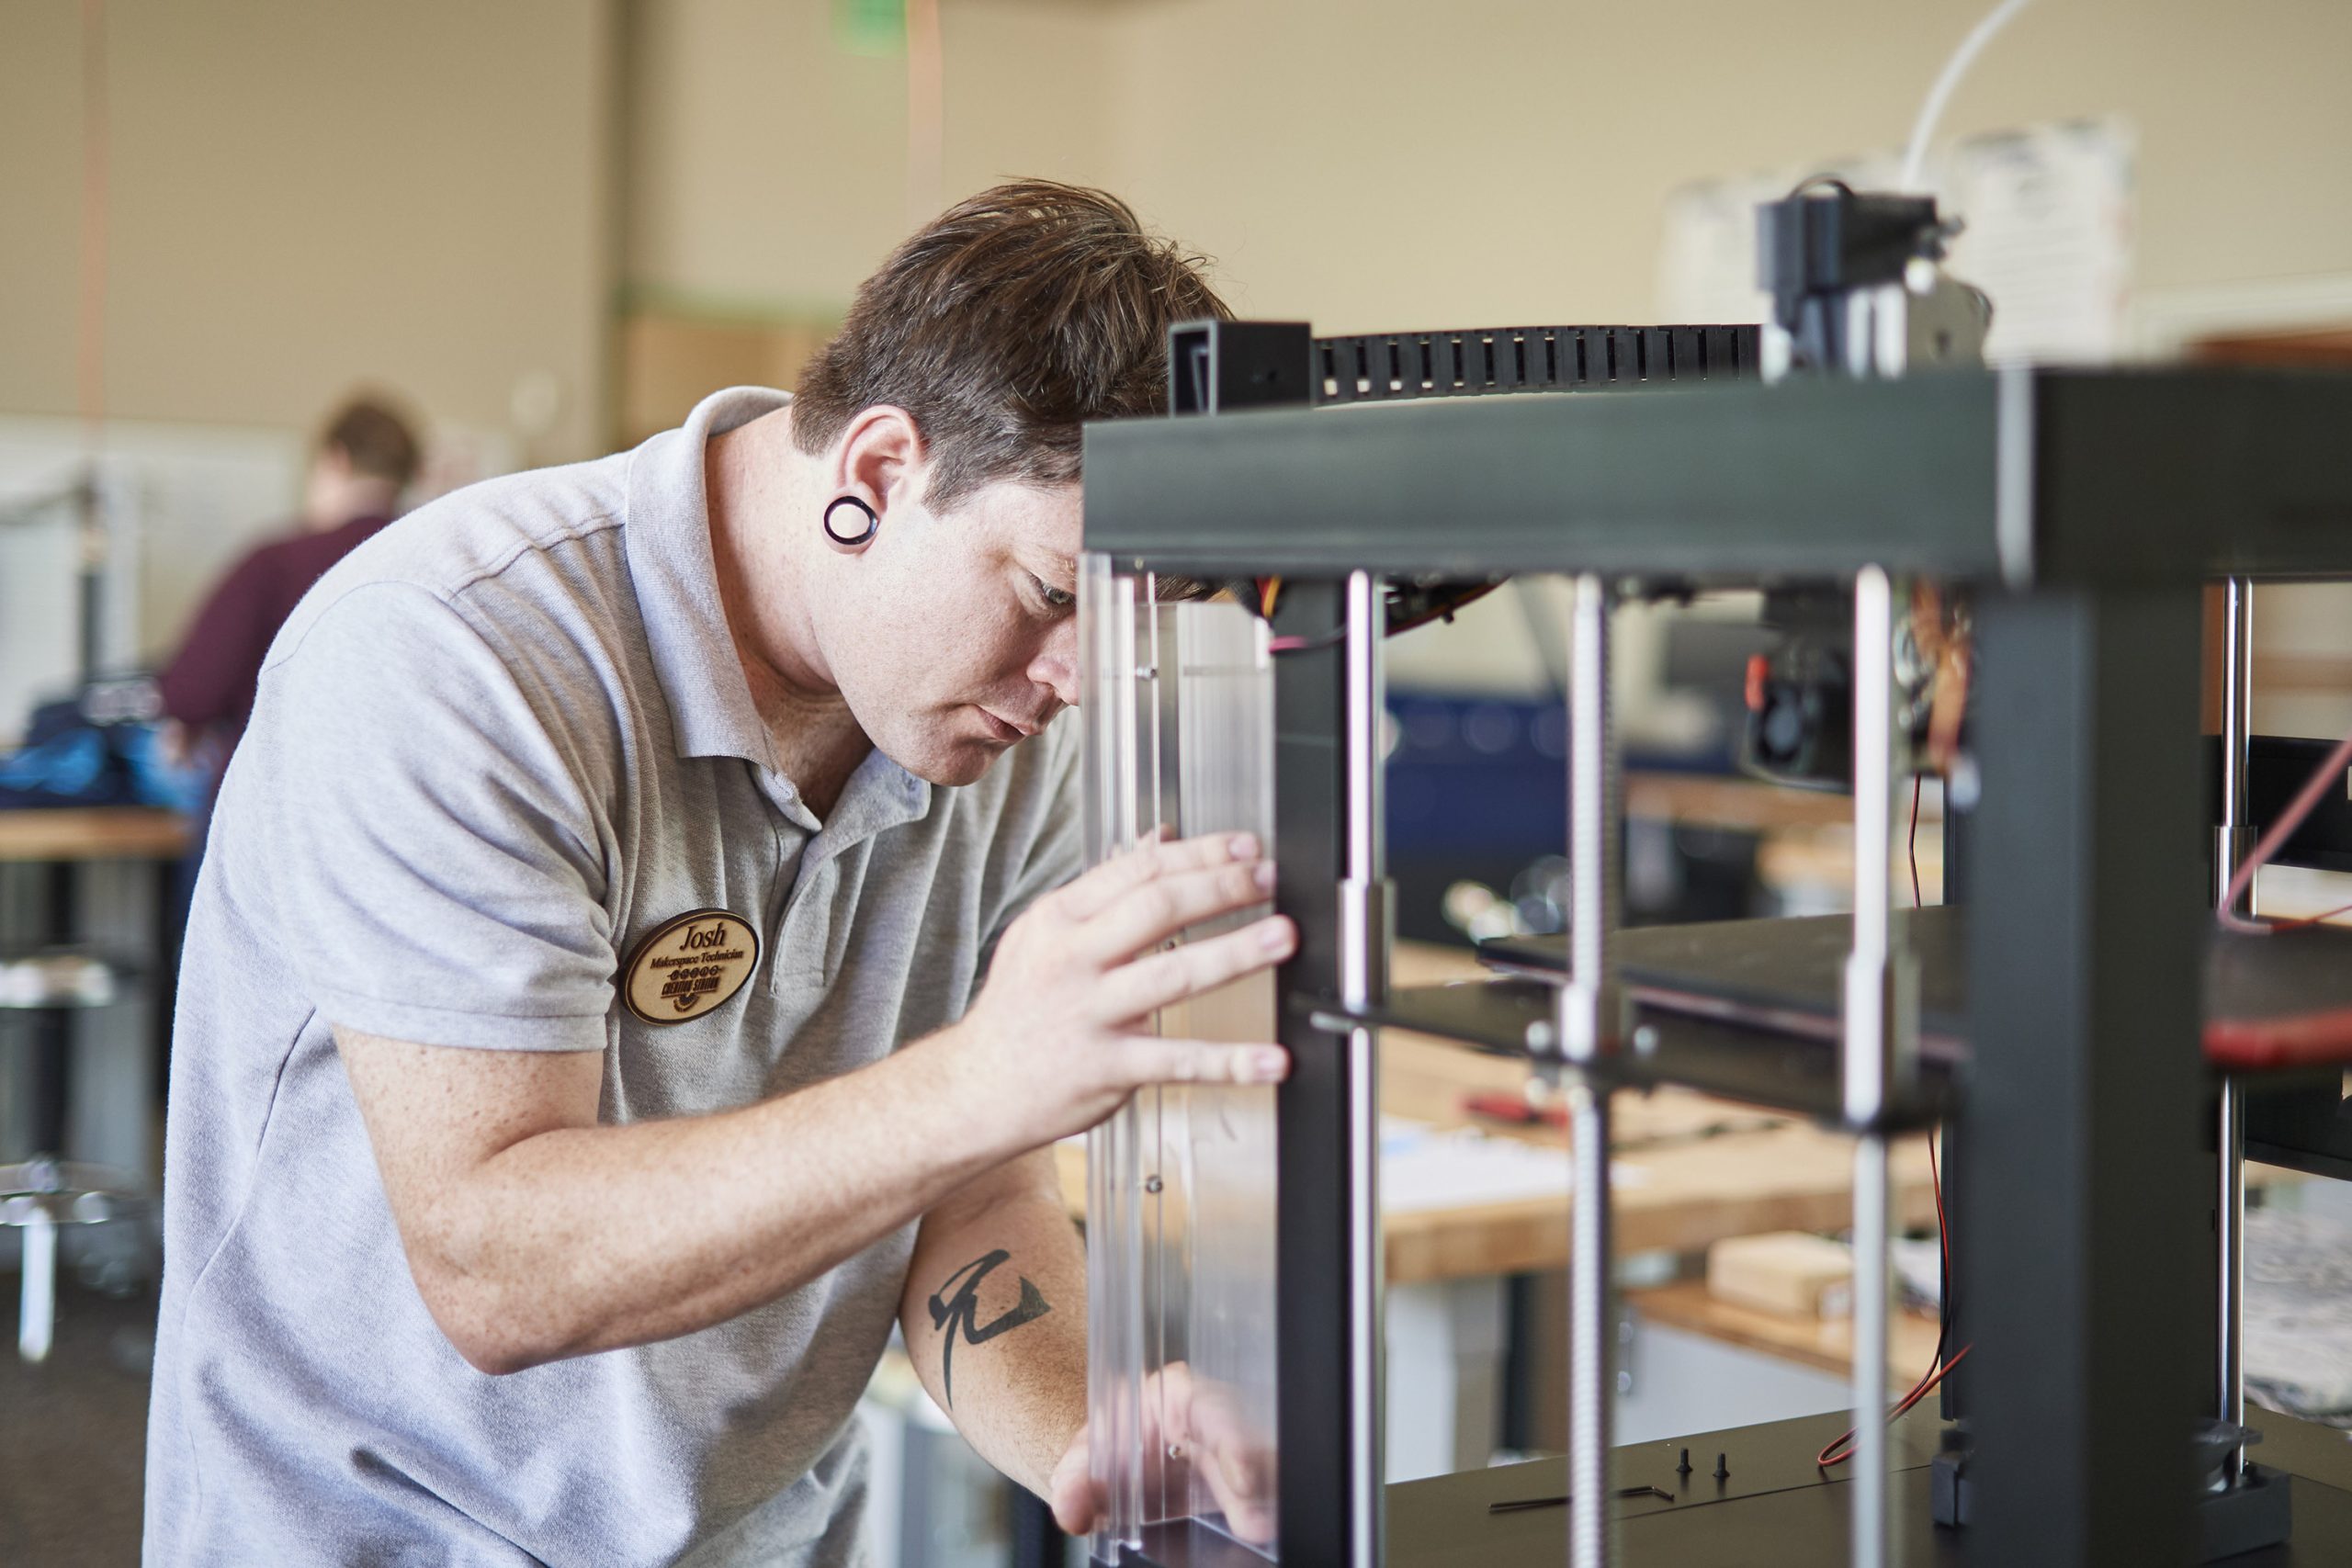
top-left (822, 495), bottom-right (879, 550)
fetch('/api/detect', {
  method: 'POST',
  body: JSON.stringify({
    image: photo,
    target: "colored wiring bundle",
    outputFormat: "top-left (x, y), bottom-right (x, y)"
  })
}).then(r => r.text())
top-left (1250, 576), bottom-right (1503, 654)
top-left (1816, 1131), bottom-right (1970, 1470)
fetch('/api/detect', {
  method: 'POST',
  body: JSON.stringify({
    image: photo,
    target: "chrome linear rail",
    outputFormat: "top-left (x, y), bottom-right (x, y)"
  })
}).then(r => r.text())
top-left (1341, 570), bottom-right (1387, 1568)
top-left (2216, 576), bottom-right (2254, 1484)
top-left (1843, 565), bottom-right (1915, 1568)
top-left (1563, 572), bottom-right (1619, 1568)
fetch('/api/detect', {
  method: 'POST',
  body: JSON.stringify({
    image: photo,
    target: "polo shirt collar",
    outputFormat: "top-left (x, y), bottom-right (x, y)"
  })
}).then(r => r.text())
top-left (808, 748), bottom-right (934, 862)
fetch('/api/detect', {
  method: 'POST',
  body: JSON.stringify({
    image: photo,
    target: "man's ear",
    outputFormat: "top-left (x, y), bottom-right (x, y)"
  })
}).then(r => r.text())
top-left (831, 406), bottom-right (927, 516)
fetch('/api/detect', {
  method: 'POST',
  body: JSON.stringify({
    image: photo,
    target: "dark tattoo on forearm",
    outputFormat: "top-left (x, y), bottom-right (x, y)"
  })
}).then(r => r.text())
top-left (928, 1248), bottom-right (1052, 1408)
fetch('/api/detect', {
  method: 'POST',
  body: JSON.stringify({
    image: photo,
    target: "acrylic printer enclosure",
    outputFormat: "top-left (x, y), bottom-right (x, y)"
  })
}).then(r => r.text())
top-left (1080, 559), bottom-right (1283, 1564)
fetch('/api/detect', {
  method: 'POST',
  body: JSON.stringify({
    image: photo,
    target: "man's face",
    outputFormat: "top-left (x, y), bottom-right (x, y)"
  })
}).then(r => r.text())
top-left (811, 475), bottom-right (1084, 787)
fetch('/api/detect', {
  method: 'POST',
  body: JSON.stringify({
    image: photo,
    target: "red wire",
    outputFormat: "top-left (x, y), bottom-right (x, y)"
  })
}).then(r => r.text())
top-left (2221, 719), bottom-right (2352, 931)
top-left (2271, 899), bottom-right (2352, 932)
top-left (1818, 1345), bottom-right (1975, 1465)
top-left (1816, 1129), bottom-right (1969, 1469)
top-left (1818, 1348), bottom-right (1973, 1467)
top-left (1929, 1130), bottom-right (1948, 1279)
top-left (1908, 775), bottom-right (1924, 908)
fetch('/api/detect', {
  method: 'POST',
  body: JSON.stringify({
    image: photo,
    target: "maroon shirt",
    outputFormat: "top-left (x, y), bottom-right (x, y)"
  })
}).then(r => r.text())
top-left (159, 513), bottom-right (394, 773)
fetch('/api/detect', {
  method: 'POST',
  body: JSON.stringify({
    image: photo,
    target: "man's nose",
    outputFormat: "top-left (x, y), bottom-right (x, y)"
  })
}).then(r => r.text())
top-left (1030, 620), bottom-right (1080, 709)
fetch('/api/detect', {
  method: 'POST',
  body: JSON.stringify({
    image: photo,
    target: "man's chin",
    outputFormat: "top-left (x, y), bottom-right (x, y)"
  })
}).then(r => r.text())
top-left (892, 735), bottom-right (1012, 790)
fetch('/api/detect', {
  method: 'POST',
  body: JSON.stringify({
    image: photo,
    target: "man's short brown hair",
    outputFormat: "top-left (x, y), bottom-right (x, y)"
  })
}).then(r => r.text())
top-left (320, 395), bottom-right (422, 491)
top-left (791, 180), bottom-right (1229, 509)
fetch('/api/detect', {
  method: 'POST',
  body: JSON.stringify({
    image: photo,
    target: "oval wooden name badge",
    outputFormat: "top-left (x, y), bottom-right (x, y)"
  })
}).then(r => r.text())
top-left (622, 908), bottom-right (760, 1024)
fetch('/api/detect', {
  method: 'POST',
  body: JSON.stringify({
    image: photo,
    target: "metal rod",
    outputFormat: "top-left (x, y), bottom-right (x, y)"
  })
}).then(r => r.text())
top-left (1843, 565), bottom-right (1907, 1568)
top-left (1566, 1082), bottom-right (1613, 1568)
top-left (1851, 1134), bottom-right (1893, 1560)
top-left (1343, 571), bottom-right (1385, 928)
top-left (18, 1204), bottom-right (56, 1363)
top-left (2215, 577), bottom-right (2255, 909)
top-left (1341, 570), bottom-right (1386, 1567)
top-left (1846, 567), bottom-right (1897, 1123)
top-left (76, 478), bottom-right (107, 687)
top-left (1566, 573), bottom-right (1612, 1063)
top-left (2216, 576), bottom-right (2254, 1483)
top-left (2217, 1079), bottom-right (2245, 1480)
top-left (1563, 572), bottom-right (1617, 1568)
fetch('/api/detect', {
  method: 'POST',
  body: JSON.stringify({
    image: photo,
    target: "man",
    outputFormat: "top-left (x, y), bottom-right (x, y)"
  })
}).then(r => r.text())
top-left (145, 183), bottom-right (1289, 1566)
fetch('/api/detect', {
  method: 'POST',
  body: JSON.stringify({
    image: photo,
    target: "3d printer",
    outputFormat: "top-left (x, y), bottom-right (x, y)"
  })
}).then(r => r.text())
top-left (1071, 181), bottom-right (2352, 1568)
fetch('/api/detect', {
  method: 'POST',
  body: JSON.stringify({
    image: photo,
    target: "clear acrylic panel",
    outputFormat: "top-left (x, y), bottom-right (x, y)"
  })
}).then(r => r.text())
top-left (1082, 558), bottom-right (1281, 1563)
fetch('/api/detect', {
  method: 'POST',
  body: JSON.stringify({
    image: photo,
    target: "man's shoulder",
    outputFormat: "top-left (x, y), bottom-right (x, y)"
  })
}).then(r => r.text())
top-left (270, 451), bottom-right (639, 669)
top-left (342, 453), bottom-right (632, 599)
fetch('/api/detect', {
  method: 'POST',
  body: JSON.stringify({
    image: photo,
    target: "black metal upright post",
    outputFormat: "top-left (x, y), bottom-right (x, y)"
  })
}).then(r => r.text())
top-left (1270, 578), bottom-right (1381, 1568)
top-left (1160, 319), bottom-right (1374, 1568)
top-left (1962, 586), bottom-right (2206, 1567)
top-left (28, 861), bottom-right (79, 1157)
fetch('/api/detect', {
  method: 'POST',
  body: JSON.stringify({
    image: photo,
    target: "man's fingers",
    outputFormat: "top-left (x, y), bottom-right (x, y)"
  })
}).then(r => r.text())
top-left (1194, 1429), bottom-right (1277, 1541)
top-left (1049, 1430), bottom-right (1101, 1535)
top-left (1050, 1479), bottom-right (1103, 1539)
top-left (1157, 1369), bottom-right (1276, 1545)
top-left (1056, 831), bottom-right (1261, 923)
top-left (1098, 917), bottom-right (1295, 1023)
top-left (1077, 859), bottom-right (1275, 966)
top-left (1108, 1035), bottom-right (1290, 1090)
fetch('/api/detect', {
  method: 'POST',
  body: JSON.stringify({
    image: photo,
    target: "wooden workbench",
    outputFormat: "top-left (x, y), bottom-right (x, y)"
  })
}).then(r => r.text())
top-left (0, 807), bottom-right (190, 863)
top-left (1055, 942), bottom-right (1941, 1289)
top-left (0, 807), bottom-right (189, 1189)
top-left (1627, 1279), bottom-right (1944, 1381)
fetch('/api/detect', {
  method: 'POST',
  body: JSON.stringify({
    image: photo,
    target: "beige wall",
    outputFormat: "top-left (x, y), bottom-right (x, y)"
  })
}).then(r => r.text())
top-left (625, 0), bottom-right (1120, 315)
top-left (0, 0), bottom-right (616, 463)
top-left (8, 1), bottom-right (2348, 464)
top-left (625, 0), bottom-right (2352, 332)
top-left (1102, 0), bottom-right (2352, 329)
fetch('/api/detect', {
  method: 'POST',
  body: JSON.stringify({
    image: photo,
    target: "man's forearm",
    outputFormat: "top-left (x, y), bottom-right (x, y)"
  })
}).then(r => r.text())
top-left (899, 1150), bottom-right (1089, 1498)
top-left (390, 1028), bottom-right (1025, 1372)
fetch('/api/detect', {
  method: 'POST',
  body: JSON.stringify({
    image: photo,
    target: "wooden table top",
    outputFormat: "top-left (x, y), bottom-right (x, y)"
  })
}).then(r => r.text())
top-left (1623, 771), bottom-right (1919, 835)
top-left (1056, 942), bottom-right (1945, 1287)
top-left (0, 807), bottom-right (192, 863)
top-left (1627, 1279), bottom-right (1944, 1381)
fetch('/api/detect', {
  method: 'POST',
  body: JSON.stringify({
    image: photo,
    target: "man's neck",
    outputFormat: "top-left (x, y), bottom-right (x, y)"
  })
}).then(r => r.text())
top-left (705, 411), bottom-right (874, 819)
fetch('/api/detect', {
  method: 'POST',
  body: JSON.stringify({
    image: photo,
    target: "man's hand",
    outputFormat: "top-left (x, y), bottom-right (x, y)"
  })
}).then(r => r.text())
top-left (940, 832), bottom-right (1295, 1150)
top-left (1047, 1362), bottom-right (1274, 1543)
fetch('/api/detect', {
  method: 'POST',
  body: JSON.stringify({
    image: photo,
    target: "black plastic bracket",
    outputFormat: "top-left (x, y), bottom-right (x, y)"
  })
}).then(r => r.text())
top-left (2195, 1463), bottom-right (2294, 1562)
top-left (1169, 320), bottom-right (1314, 415)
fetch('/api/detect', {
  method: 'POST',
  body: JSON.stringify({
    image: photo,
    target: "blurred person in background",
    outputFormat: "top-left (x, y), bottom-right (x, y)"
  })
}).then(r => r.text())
top-left (157, 392), bottom-right (421, 804)
top-left (153, 394), bottom-right (418, 929)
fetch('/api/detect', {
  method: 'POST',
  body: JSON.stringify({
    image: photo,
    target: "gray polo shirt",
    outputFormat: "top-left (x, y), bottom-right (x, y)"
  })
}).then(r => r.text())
top-left (145, 387), bottom-right (1080, 1567)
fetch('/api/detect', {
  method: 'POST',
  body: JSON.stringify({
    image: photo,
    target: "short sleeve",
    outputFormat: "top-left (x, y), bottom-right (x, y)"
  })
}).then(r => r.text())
top-left (230, 582), bottom-right (615, 1050)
